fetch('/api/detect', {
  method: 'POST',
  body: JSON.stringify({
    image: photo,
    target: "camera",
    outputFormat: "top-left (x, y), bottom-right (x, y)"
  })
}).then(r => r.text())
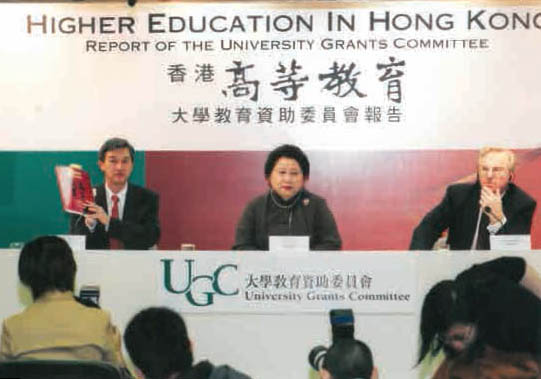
top-left (78, 284), bottom-right (100, 308)
top-left (308, 309), bottom-right (355, 371)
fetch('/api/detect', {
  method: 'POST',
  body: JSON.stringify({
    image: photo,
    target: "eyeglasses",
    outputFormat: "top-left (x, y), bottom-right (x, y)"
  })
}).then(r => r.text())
top-left (478, 165), bottom-right (509, 177)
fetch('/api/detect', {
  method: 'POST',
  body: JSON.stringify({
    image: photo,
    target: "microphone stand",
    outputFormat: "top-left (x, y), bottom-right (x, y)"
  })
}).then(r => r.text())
top-left (470, 206), bottom-right (483, 250)
top-left (471, 205), bottom-right (504, 250)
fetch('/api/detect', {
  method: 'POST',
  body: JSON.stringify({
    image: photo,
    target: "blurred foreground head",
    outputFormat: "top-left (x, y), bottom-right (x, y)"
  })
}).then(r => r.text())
top-left (124, 307), bottom-right (193, 379)
top-left (321, 339), bottom-right (377, 379)
top-left (19, 235), bottom-right (76, 300)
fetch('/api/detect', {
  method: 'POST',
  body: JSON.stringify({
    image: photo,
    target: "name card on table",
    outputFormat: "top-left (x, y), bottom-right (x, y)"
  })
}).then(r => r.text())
top-left (490, 234), bottom-right (531, 251)
top-left (269, 236), bottom-right (310, 253)
top-left (58, 234), bottom-right (86, 251)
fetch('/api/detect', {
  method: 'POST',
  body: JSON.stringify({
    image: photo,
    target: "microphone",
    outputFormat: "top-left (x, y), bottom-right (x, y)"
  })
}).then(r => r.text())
top-left (470, 206), bottom-right (483, 250)
top-left (75, 213), bottom-right (84, 227)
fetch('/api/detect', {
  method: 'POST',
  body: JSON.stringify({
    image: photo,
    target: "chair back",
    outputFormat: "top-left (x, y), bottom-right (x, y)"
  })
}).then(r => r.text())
top-left (0, 359), bottom-right (123, 379)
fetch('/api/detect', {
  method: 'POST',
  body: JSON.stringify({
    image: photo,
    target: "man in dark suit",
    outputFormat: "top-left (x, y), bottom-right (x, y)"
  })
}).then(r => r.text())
top-left (70, 138), bottom-right (160, 250)
top-left (410, 147), bottom-right (536, 250)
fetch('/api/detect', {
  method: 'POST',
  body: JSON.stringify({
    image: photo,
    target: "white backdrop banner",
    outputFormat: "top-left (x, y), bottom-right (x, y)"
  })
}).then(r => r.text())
top-left (156, 251), bottom-right (416, 313)
top-left (2, 2), bottom-right (541, 151)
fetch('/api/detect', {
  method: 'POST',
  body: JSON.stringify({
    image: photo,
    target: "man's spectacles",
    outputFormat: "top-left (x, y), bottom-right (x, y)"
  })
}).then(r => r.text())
top-left (479, 166), bottom-right (509, 176)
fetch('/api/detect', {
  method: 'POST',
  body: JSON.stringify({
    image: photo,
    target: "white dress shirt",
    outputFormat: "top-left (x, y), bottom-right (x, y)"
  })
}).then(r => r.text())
top-left (86, 184), bottom-right (128, 231)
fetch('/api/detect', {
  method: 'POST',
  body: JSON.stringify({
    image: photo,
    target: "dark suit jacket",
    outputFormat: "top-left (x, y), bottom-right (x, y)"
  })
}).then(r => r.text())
top-left (70, 183), bottom-right (160, 250)
top-left (232, 190), bottom-right (342, 251)
top-left (410, 182), bottom-right (536, 250)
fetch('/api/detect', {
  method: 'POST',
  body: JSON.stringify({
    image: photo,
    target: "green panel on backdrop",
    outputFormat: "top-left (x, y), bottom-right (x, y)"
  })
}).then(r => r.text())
top-left (0, 151), bottom-right (145, 248)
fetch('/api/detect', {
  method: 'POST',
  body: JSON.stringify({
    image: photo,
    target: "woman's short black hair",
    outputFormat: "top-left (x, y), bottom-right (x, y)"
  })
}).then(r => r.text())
top-left (124, 307), bottom-right (193, 379)
top-left (264, 144), bottom-right (310, 179)
top-left (18, 236), bottom-right (77, 300)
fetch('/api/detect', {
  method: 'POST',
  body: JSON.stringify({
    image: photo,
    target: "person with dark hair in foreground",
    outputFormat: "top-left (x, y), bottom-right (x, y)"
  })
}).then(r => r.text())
top-left (70, 137), bottom-right (160, 250)
top-left (431, 346), bottom-right (541, 379)
top-left (0, 236), bottom-right (125, 366)
top-left (233, 144), bottom-right (341, 251)
top-left (124, 307), bottom-right (251, 379)
top-left (320, 339), bottom-right (378, 379)
top-left (418, 256), bottom-right (541, 378)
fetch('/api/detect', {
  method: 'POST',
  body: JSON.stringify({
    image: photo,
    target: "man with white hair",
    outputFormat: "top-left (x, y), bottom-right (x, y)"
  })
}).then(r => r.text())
top-left (410, 147), bottom-right (536, 250)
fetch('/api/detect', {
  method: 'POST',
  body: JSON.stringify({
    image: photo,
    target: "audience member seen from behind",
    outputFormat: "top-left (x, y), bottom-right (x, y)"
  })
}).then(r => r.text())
top-left (233, 144), bottom-right (342, 251)
top-left (430, 345), bottom-right (541, 379)
top-left (0, 236), bottom-right (125, 367)
top-left (124, 307), bottom-right (251, 379)
top-left (320, 339), bottom-right (378, 379)
top-left (418, 257), bottom-right (541, 379)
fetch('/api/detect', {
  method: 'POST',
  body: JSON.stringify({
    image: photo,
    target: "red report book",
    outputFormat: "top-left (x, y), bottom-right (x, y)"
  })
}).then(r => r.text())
top-left (55, 165), bottom-right (94, 215)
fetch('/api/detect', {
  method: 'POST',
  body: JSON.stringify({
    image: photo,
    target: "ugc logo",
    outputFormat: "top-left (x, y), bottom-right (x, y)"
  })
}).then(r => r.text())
top-left (161, 259), bottom-right (239, 306)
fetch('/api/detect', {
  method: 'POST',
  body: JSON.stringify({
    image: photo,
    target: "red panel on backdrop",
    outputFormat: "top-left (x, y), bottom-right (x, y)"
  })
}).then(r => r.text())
top-left (145, 149), bottom-right (541, 251)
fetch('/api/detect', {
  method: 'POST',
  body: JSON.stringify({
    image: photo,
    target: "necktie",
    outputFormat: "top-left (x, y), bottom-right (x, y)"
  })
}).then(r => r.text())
top-left (476, 213), bottom-right (490, 250)
top-left (109, 195), bottom-right (123, 250)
